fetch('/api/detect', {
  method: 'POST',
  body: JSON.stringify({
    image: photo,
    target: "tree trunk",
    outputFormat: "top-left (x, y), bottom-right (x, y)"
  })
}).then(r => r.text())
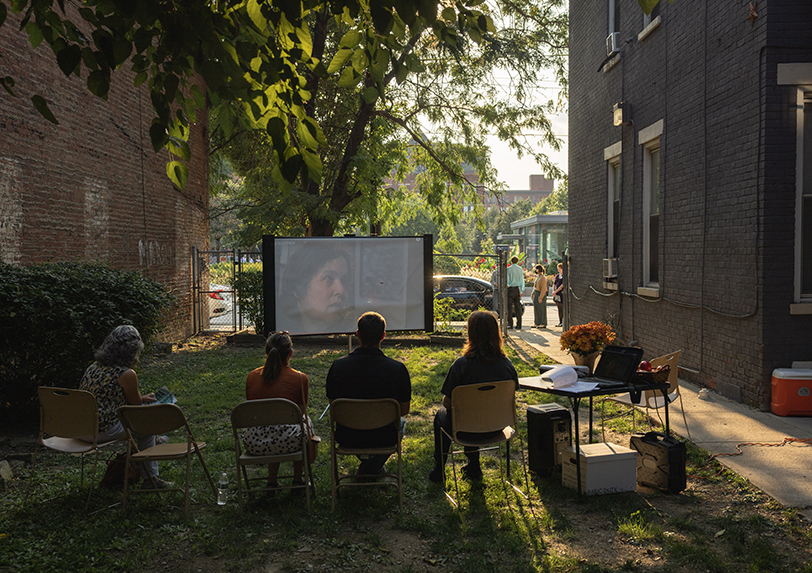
top-left (306, 218), bottom-right (335, 237)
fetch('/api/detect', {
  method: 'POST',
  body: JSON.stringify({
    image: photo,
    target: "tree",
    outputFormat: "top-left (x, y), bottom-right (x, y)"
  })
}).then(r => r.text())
top-left (1, 0), bottom-right (496, 189)
top-left (1, 0), bottom-right (663, 190)
top-left (211, 0), bottom-right (569, 236)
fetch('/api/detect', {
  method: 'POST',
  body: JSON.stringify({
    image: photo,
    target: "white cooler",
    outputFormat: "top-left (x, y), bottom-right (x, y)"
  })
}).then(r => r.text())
top-left (562, 442), bottom-right (638, 495)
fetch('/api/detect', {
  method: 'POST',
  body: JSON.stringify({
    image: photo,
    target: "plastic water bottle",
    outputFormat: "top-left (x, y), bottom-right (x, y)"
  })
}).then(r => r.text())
top-left (217, 472), bottom-right (228, 505)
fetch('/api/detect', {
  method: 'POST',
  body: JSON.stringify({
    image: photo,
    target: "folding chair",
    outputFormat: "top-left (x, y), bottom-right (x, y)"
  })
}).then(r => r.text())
top-left (230, 398), bottom-right (313, 512)
top-left (329, 398), bottom-right (403, 511)
top-left (117, 404), bottom-right (216, 519)
top-left (440, 380), bottom-right (528, 507)
top-left (605, 350), bottom-right (691, 440)
top-left (29, 387), bottom-right (123, 509)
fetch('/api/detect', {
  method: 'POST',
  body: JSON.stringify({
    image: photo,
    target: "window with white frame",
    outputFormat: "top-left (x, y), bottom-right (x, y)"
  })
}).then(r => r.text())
top-left (639, 120), bottom-right (663, 289)
top-left (799, 89), bottom-right (812, 300)
top-left (603, 141), bottom-right (622, 261)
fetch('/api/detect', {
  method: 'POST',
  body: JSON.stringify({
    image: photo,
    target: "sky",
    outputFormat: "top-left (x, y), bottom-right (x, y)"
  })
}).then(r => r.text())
top-left (487, 110), bottom-right (568, 191)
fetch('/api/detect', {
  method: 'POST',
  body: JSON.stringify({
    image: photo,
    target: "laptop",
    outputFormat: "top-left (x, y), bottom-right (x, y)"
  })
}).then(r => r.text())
top-left (584, 346), bottom-right (644, 389)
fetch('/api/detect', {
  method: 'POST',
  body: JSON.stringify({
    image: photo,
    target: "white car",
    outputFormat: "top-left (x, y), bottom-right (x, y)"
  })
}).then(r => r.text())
top-left (208, 284), bottom-right (232, 318)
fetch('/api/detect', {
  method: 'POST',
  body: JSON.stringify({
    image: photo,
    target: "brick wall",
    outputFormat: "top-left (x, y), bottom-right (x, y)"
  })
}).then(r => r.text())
top-left (570, 0), bottom-right (812, 409)
top-left (0, 12), bottom-right (209, 342)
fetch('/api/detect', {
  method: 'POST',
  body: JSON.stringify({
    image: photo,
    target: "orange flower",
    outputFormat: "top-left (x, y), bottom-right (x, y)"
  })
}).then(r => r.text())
top-left (559, 321), bottom-right (616, 356)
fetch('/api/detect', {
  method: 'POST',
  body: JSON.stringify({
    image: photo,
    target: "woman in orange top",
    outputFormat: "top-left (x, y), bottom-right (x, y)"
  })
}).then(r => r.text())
top-left (244, 331), bottom-right (311, 490)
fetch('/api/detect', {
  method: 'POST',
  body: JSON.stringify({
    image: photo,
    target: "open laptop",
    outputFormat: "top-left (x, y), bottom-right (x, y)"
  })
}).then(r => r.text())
top-left (583, 346), bottom-right (644, 389)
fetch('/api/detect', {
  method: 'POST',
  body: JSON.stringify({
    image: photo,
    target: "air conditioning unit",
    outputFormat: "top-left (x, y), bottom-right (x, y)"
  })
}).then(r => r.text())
top-left (602, 258), bottom-right (618, 279)
top-left (606, 33), bottom-right (620, 57)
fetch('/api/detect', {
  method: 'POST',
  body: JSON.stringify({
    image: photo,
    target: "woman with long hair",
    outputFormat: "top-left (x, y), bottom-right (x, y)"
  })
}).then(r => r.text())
top-left (532, 264), bottom-right (548, 328)
top-left (79, 325), bottom-right (169, 487)
top-left (243, 331), bottom-right (312, 491)
top-left (428, 311), bottom-right (518, 483)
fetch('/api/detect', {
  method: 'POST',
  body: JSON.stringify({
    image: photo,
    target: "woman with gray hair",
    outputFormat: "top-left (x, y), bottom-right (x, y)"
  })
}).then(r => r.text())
top-left (79, 325), bottom-right (170, 487)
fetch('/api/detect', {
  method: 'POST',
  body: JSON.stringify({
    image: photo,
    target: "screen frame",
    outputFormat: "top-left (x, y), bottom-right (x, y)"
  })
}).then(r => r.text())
top-left (262, 235), bottom-right (434, 337)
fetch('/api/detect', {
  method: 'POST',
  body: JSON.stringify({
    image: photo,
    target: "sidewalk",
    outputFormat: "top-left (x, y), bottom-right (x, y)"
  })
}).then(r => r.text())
top-left (510, 303), bottom-right (812, 518)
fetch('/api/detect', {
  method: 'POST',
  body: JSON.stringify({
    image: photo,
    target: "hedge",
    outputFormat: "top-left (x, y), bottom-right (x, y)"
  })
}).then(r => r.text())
top-left (0, 262), bottom-right (173, 429)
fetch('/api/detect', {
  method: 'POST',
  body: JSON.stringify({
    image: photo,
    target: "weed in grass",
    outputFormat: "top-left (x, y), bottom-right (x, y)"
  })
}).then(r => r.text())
top-left (616, 510), bottom-right (663, 542)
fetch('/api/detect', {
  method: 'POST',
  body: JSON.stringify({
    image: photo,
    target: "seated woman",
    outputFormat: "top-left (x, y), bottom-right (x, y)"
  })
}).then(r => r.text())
top-left (79, 325), bottom-right (170, 488)
top-left (243, 331), bottom-right (312, 491)
top-left (428, 311), bottom-right (519, 483)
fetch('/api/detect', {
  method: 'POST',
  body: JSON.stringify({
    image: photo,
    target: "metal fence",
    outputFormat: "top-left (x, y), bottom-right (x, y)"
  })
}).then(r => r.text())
top-left (191, 248), bottom-right (262, 333)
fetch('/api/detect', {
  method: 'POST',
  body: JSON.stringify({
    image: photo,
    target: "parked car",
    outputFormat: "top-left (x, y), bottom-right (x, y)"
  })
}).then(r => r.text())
top-left (208, 284), bottom-right (232, 318)
top-left (433, 275), bottom-right (494, 310)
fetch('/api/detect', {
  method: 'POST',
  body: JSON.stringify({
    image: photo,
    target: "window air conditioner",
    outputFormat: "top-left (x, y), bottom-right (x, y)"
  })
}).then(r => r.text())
top-left (602, 258), bottom-right (618, 279)
top-left (606, 33), bottom-right (620, 57)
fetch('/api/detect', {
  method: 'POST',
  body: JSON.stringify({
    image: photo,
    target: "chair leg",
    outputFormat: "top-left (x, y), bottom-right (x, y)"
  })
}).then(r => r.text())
top-left (303, 456), bottom-right (311, 512)
top-left (25, 443), bottom-right (40, 504)
top-left (330, 447), bottom-right (337, 512)
top-left (194, 446), bottom-right (217, 497)
top-left (184, 454), bottom-right (191, 520)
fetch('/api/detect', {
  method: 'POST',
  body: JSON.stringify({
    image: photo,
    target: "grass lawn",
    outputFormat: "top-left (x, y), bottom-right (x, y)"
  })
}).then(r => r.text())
top-left (2, 334), bottom-right (812, 572)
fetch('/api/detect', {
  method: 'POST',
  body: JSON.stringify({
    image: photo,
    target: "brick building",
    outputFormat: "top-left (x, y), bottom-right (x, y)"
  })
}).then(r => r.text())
top-left (569, 0), bottom-right (812, 409)
top-left (0, 15), bottom-right (209, 341)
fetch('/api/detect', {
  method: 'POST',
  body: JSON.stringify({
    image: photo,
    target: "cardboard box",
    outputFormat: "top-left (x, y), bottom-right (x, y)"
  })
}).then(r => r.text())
top-left (771, 369), bottom-right (812, 417)
top-left (562, 442), bottom-right (638, 495)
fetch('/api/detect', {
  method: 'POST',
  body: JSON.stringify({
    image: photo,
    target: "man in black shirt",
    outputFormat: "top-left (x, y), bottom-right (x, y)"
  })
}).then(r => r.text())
top-left (326, 312), bottom-right (411, 475)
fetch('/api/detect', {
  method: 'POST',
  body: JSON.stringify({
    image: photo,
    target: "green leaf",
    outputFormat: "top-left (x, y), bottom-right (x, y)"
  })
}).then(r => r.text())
top-left (338, 66), bottom-right (361, 87)
top-left (362, 86), bottom-right (378, 105)
top-left (246, 0), bottom-right (265, 30)
top-left (133, 71), bottom-right (147, 86)
top-left (468, 27), bottom-right (482, 44)
top-left (441, 7), bottom-right (455, 21)
top-left (167, 137), bottom-right (191, 161)
top-left (166, 161), bottom-right (189, 189)
top-left (87, 70), bottom-right (110, 98)
top-left (327, 47), bottom-right (353, 74)
top-left (266, 116), bottom-right (288, 156)
top-left (296, 119), bottom-right (318, 149)
top-left (190, 84), bottom-right (205, 109)
top-left (301, 148), bottom-right (322, 181)
top-left (56, 44), bottom-right (81, 76)
top-left (0, 3), bottom-right (7, 28)
top-left (31, 95), bottom-right (58, 124)
top-left (149, 122), bottom-right (168, 152)
top-left (395, 62), bottom-right (408, 84)
top-left (351, 48), bottom-right (369, 73)
top-left (112, 38), bottom-right (132, 66)
top-left (25, 21), bottom-right (44, 48)
top-left (638, 0), bottom-right (662, 14)
top-left (0, 76), bottom-right (15, 96)
top-left (338, 30), bottom-right (361, 49)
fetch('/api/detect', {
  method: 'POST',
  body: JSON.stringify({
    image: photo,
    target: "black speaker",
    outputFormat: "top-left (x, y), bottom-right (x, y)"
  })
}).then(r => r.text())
top-left (527, 403), bottom-right (572, 476)
top-left (630, 431), bottom-right (687, 493)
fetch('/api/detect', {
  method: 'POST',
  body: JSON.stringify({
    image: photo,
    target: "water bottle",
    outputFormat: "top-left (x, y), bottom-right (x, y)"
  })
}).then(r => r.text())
top-left (217, 472), bottom-right (228, 505)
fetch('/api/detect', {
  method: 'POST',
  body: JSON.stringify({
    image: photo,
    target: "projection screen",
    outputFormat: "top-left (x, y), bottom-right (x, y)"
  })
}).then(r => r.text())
top-left (263, 235), bottom-right (433, 336)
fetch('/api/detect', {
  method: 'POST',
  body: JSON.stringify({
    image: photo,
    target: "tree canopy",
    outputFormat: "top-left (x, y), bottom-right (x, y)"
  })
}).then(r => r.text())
top-left (210, 0), bottom-right (569, 236)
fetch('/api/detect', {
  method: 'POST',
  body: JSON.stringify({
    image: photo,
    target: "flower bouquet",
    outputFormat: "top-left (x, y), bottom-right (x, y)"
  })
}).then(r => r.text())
top-left (559, 321), bottom-right (616, 357)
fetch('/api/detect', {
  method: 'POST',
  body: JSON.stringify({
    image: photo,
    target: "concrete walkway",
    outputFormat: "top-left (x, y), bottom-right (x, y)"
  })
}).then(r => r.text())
top-left (510, 301), bottom-right (812, 518)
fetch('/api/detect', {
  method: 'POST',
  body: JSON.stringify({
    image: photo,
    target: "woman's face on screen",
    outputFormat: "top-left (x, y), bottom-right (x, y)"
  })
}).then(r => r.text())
top-left (300, 257), bottom-right (349, 320)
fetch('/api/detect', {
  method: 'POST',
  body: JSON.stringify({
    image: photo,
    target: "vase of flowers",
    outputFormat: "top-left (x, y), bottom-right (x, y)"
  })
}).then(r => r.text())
top-left (559, 321), bottom-right (617, 373)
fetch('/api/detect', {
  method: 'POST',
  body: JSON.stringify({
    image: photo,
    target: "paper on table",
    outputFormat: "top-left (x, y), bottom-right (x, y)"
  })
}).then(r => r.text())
top-left (542, 365), bottom-right (578, 388)
top-left (560, 381), bottom-right (599, 393)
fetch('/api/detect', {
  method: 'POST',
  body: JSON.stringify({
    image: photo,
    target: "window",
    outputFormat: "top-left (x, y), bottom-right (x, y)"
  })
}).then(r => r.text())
top-left (800, 90), bottom-right (812, 299)
top-left (638, 120), bottom-right (663, 291)
top-left (610, 160), bottom-right (621, 259)
top-left (605, 141), bottom-right (622, 262)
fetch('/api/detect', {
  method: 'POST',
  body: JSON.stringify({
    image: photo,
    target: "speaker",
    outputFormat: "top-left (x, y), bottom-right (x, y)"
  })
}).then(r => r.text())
top-left (630, 431), bottom-right (687, 493)
top-left (527, 403), bottom-right (572, 476)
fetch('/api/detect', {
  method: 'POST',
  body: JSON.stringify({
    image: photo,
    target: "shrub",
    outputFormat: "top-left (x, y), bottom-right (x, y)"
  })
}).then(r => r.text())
top-left (433, 255), bottom-right (461, 275)
top-left (232, 266), bottom-right (263, 334)
top-left (0, 262), bottom-right (173, 428)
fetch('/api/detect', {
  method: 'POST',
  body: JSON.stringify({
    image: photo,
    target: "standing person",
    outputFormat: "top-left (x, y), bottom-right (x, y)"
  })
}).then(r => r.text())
top-left (79, 325), bottom-right (170, 488)
top-left (243, 331), bottom-right (312, 492)
top-left (428, 311), bottom-right (518, 482)
top-left (553, 262), bottom-right (564, 327)
top-left (489, 266), bottom-right (500, 315)
top-left (532, 264), bottom-right (547, 329)
top-left (506, 256), bottom-right (524, 330)
top-left (326, 312), bottom-right (411, 476)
